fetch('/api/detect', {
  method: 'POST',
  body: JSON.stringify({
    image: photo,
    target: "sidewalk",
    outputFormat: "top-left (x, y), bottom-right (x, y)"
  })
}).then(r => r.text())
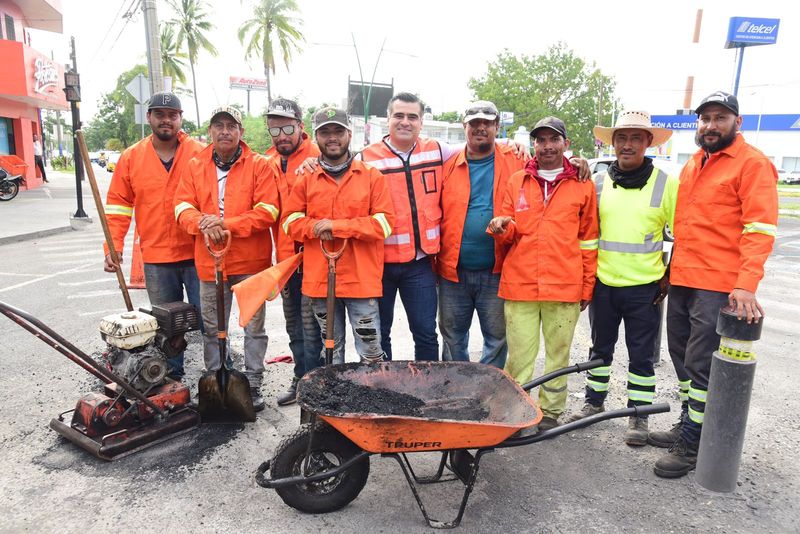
top-left (0, 166), bottom-right (110, 246)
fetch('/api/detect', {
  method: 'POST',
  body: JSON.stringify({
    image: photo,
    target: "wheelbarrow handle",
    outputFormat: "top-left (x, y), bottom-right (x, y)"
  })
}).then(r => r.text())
top-left (205, 229), bottom-right (232, 262)
top-left (520, 359), bottom-right (605, 392)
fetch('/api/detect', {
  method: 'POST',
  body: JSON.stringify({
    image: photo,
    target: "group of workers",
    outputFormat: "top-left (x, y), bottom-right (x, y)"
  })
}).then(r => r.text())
top-left (103, 88), bottom-right (778, 480)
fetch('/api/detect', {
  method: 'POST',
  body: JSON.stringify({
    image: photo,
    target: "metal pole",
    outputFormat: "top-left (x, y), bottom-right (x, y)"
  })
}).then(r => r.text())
top-left (139, 74), bottom-right (145, 139)
top-left (732, 47), bottom-right (745, 97)
top-left (69, 37), bottom-right (87, 218)
top-left (247, 89), bottom-right (251, 115)
top-left (141, 0), bottom-right (164, 94)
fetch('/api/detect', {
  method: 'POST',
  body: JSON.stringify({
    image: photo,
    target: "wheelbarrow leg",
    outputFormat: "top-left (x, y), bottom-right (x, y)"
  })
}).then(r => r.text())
top-left (387, 449), bottom-right (493, 529)
top-left (392, 451), bottom-right (451, 484)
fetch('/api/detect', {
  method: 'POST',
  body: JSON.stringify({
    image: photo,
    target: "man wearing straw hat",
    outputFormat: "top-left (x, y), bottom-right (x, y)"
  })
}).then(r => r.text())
top-left (566, 111), bottom-right (678, 448)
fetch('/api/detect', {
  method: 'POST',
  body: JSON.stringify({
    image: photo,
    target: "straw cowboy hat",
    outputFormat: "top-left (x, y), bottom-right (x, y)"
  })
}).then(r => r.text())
top-left (593, 110), bottom-right (672, 147)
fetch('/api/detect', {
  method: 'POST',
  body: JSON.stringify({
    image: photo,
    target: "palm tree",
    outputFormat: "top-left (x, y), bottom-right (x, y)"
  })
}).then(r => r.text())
top-left (167, 0), bottom-right (218, 125)
top-left (238, 0), bottom-right (304, 105)
top-left (160, 24), bottom-right (188, 87)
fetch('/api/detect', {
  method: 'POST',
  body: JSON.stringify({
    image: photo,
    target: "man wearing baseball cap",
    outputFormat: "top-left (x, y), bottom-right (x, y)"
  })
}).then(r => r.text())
top-left (488, 116), bottom-right (598, 433)
top-left (566, 111), bottom-right (678, 448)
top-left (104, 91), bottom-right (205, 381)
top-left (650, 91), bottom-right (778, 478)
top-left (437, 100), bottom-right (526, 368)
top-left (175, 105), bottom-right (280, 412)
top-left (265, 98), bottom-right (322, 406)
top-left (282, 107), bottom-right (395, 366)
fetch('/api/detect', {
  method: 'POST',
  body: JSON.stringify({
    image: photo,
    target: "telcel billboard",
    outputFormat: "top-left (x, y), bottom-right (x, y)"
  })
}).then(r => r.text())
top-left (725, 17), bottom-right (780, 48)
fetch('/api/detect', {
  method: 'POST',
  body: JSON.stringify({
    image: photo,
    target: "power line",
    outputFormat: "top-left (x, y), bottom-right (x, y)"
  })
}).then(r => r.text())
top-left (92, 0), bottom-right (141, 64)
top-left (92, 0), bottom-right (131, 59)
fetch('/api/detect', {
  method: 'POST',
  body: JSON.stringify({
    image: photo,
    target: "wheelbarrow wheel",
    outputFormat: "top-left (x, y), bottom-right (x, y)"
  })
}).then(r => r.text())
top-left (271, 422), bottom-right (370, 514)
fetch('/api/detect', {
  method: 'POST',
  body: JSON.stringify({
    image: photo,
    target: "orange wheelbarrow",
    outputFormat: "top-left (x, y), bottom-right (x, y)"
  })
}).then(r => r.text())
top-left (256, 360), bottom-right (669, 528)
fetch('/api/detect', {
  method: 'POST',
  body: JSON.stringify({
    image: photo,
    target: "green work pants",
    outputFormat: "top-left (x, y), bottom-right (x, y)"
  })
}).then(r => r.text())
top-left (504, 300), bottom-right (580, 418)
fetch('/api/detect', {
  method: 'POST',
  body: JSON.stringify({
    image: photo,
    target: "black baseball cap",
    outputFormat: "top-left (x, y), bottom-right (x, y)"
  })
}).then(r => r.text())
top-left (267, 98), bottom-right (302, 120)
top-left (148, 92), bottom-right (182, 112)
top-left (695, 91), bottom-right (739, 116)
top-left (531, 116), bottom-right (567, 139)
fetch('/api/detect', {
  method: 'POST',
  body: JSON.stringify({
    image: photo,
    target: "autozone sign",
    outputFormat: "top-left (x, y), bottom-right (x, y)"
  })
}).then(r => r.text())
top-left (229, 76), bottom-right (268, 91)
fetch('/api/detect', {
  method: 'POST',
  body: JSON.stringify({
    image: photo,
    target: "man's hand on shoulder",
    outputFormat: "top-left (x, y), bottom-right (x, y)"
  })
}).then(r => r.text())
top-left (570, 157), bottom-right (591, 182)
top-left (295, 157), bottom-right (319, 176)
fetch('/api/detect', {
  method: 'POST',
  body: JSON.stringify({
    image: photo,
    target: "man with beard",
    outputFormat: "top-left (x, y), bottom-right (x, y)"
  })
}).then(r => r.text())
top-left (175, 106), bottom-right (279, 411)
top-left (650, 91), bottom-right (778, 478)
top-left (566, 111), bottom-right (677, 448)
top-left (283, 107), bottom-right (394, 365)
top-left (437, 101), bottom-right (526, 368)
top-left (488, 117), bottom-right (598, 433)
top-left (104, 92), bottom-right (205, 380)
top-left (265, 99), bottom-right (322, 406)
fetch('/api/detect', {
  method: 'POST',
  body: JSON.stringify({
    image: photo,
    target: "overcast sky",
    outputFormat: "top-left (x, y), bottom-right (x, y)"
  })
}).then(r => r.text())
top-left (29, 0), bottom-right (800, 126)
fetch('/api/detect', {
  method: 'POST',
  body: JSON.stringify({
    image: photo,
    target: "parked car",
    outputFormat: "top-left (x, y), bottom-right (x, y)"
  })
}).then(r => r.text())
top-left (778, 169), bottom-right (800, 185)
top-left (104, 152), bottom-right (121, 173)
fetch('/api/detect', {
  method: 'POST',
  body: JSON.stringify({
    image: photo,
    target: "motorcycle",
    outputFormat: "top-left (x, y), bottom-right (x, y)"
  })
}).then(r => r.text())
top-left (0, 155), bottom-right (27, 202)
top-left (98, 152), bottom-right (107, 168)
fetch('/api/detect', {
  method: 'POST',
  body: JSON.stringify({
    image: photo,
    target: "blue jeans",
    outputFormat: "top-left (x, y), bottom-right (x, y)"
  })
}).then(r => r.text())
top-left (281, 271), bottom-right (322, 378)
top-left (309, 297), bottom-right (385, 366)
top-left (200, 275), bottom-right (268, 389)
top-left (379, 257), bottom-right (439, 361)
top-left (438, 267), bottom-right (507, 368)
top-left (143, 260), bottom-right (201, 379)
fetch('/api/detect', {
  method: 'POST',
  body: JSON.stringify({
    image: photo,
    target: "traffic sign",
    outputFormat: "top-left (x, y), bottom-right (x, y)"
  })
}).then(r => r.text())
top-left (125, 74), bottom-right (150, 103)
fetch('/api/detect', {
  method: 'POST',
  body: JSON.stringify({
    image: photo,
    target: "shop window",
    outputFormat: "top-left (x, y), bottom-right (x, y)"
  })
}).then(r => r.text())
top-left (0, 118), bottom-right (15, 155)
top-left (782, 157), bottom-right (800, 172)
top-left (4, 14), bottom-right (15, 41)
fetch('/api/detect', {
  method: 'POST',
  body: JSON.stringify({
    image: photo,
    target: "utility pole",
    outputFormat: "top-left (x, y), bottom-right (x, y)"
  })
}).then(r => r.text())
top-left (142, 0), bottom-right (164, 95)
top-left (65, 36), bottom-right (87, 218)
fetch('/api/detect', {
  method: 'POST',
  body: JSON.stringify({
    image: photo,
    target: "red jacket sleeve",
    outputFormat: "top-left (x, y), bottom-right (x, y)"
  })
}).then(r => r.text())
top-left (282, 173), bottom-right (319, 241)
top-left (103, 150), bottom-right (135, 255)
top-left (174, 160), bottom-right (203, 235)
top-left (578, 182), bottom-right (599, 301)
top-left (224, 157), bottom-right (280, 237)
top-left (736, 158), bottom-right (779, 292)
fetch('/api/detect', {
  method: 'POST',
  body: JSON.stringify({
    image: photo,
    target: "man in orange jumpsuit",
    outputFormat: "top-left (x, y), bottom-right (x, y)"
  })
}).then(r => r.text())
top-left (175, 106), bottom-right (279, 411)
top-left (283, 107), bottom-right (395, 366)
top-left (104, 92), bottom-right (205, 380)
top-left (650, 91), bottom-right (778, 478)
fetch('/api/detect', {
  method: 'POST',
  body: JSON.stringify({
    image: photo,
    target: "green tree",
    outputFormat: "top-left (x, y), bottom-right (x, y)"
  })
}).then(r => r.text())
top-left (83, 65), bottom-right (149, 150)
top-left (433, 111), bottom-right (460, 123)
top-left (167, 0), bottom-right (218, 126)
top-left (238, 0), bottom-right (304, 105)
top-left (469, 43), bottom-right (619, 156)
top-left (160, 23), bottom-right (188, 86)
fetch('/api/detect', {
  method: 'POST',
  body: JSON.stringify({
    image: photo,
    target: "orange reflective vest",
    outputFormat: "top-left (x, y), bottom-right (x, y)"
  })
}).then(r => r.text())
top-left (438, 143), bottom-right (526, 282)
top-left (266, 134), bottom-right (320, 263)
top-left (174, 142), bottom-right (279, 282)
top-left (360, 136), bottom-right (443, 262)
top-left (495, 159), bottom-right (599, 302)
top-left (282, 159), bottom-right (395, 299)
top-left (671, 133), bottom-right (778, 293)
top-left (104, 131), bottom-right (205, 263)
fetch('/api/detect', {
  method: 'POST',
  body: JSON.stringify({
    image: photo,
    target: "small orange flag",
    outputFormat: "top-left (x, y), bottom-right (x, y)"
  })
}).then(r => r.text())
top-left (232, 253), bottom-right (303, 327)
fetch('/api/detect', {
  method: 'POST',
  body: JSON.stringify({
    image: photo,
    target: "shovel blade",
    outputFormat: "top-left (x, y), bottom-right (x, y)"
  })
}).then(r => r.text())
top-left (198, 368), bottom-right (256, 423)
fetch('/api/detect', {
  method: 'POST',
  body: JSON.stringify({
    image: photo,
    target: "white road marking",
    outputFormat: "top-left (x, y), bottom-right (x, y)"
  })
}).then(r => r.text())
top-left (0, 261), bottom-right (97, 293)
top-left (67, 289), bottom-right (122, 299)
top-left (50, 259), bottom-right (102, 266)
top-left (0, 272), bottom-right (46, 277)
top-left (79, 309), bottom-right (123, 317)
top-left (59, 278), bottom-right (116, 286)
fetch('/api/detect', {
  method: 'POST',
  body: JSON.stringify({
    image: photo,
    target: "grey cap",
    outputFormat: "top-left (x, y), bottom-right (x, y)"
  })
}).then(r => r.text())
top-left (267, 98), bottom-right (302, 120)
top-left (312, 107), bottom-right (351, 132)
top-left (463, 100), bottom-right (498, 123)
top-left (531, 116), bottom-right (567, 139)
top-left (148, 92), bottom-right (182, 112)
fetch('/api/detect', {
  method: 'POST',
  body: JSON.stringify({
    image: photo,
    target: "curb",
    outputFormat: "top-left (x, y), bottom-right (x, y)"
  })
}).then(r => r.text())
top-left (0, 226), bottom-right (76, 247)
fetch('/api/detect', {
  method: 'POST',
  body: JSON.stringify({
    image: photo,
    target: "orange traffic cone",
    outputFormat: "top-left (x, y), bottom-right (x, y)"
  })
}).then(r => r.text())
top-left (232, 252), bottom-right (303, 327)
top-left (129, 227), bottom-right (146, 289)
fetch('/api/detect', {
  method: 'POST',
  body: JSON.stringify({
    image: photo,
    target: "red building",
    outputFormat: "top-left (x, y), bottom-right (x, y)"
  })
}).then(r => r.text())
top-left (0, 0), bottom-right (67, 188)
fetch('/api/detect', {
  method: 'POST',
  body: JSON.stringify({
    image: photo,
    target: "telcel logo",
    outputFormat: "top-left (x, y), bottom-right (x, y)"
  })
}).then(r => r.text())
top-left (737, 21), bottom-right (778, 34)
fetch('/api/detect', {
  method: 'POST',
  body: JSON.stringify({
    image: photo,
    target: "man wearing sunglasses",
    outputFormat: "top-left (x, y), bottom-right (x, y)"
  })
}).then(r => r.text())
top-left (265, 99), bottom-right (323, 406)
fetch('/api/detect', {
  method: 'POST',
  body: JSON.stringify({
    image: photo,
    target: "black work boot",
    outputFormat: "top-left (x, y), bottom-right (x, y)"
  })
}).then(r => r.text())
top-left (276, 376), bottom-right (299, 406)
top-left (648, 411), bottom-right (685, 448)
top-left (653, 436), bottom-right (698, 478)
top-left (250, 387), bottom-right (265, 412)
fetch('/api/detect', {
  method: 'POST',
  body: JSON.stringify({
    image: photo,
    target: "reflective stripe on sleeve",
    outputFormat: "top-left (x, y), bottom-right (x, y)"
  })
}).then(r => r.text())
top-left (254, 202), bottom-right (279, 220)
top-left (372, 213), bottom-right (392, 238)
top-left (282, 212), bottom-right (305, 234)
top-left (174, 201), bottom-right (196, 220)
top-left (742, 222), bottom-right (777, 237)
top-left (106, 204), bottom-right (133, 217)
top-left (580, 239), bottom-right (599, 250)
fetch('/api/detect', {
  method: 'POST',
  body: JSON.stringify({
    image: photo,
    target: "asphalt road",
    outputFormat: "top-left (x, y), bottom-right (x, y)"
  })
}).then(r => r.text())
top-left (0, 218), bottom-right (798, 533)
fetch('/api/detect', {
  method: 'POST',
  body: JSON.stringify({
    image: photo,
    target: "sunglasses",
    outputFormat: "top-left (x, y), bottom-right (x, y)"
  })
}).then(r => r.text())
top-left (466, 106), bottom-right (497, 116)
top-left (269, 125), bottom-right (297, 137)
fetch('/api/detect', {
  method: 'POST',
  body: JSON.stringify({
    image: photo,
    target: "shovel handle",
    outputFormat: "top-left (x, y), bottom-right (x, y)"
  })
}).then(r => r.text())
top-left (321, 238), bottom-right (347, 262)
top-left (205, 230), bottom-right (232, 263)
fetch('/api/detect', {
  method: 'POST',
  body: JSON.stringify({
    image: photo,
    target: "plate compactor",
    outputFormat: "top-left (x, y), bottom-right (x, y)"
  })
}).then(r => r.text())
top-left (0, 300), bottom-right (202, 461)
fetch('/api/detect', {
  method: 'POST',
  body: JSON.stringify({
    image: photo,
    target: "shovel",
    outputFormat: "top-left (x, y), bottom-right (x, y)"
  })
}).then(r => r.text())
top-left (198, 230), bottom-right (256, 422)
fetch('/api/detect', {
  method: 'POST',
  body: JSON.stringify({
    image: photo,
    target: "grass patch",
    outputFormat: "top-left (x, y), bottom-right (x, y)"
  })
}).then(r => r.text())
top-left (779, 191), bottom-right (800, 198)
